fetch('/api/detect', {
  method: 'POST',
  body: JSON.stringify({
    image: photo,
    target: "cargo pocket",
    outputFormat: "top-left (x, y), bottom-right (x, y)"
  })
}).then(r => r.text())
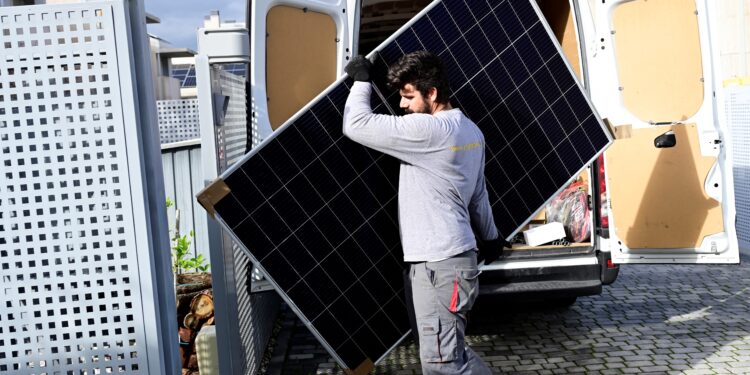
top-left (427, 265), bottom-right (481, 315)
top-left (418, 316), bottom-right (458, 363)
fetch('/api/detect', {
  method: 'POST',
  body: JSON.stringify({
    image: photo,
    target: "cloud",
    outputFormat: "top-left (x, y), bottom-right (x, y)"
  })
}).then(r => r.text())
top-left (144, 0), bottom-right (241, 49)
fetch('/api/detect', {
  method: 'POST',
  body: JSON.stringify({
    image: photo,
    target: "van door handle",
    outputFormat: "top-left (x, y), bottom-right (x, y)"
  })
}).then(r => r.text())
top-left (654, 131), bottom-right (676, 148)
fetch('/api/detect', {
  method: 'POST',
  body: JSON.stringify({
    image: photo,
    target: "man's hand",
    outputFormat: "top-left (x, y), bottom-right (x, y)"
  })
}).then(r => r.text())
top-left (345, 55), bottom-right (372, 82)
top-left (477, 237), bottom-right (511, 265)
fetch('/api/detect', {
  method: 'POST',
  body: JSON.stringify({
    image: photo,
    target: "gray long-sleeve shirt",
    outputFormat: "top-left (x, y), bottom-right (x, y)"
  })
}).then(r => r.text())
top-left (343, 81), bottom-right (498, 262)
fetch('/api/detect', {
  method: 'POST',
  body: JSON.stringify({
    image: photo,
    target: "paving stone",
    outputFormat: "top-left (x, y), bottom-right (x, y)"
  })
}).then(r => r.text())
top-left (490, 360), bottom-right (519, 367)
top-left (640, 365), bottom-right (671, 372)
top-left (268, 257), bottom-right (750, 374)
top-left (619, 368), bottom-right (642, 374)
top-left (669, 365), bottom-right (692, 372)
top-left (515, 364), bottom-right (544, 371)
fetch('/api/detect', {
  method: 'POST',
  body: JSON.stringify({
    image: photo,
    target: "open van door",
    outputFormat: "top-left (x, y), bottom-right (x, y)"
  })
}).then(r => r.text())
top-left (250, 0), bottom-right (359, 144)
top-left (582, 0), bottom-right (739, 264)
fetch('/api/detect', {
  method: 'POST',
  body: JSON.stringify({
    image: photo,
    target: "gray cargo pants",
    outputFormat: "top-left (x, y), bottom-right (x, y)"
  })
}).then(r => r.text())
top-left (410, 250), bottom-right (493, 374)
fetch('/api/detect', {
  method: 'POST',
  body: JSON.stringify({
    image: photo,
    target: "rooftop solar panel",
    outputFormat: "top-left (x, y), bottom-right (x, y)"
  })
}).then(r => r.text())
top-left (199, 0), bottom-right (612, 371)
top-left (182, 75), bottom-right (196, 87)
top-left (223, 62), bottom-right (247, 76)
top-left (170, 64), bottom-right (193, 85)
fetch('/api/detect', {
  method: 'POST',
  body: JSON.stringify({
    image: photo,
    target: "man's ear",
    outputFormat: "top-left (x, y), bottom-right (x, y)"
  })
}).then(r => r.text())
top-left (427, 87), bottom-right (439, 102)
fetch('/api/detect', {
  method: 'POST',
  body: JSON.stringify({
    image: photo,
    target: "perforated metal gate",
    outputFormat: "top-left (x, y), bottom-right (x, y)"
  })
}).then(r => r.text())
top-left (726, 85), bottom-right (750, 250)
top-left (0, 1), bottom-right (176, 373)
top-left (157, 99), bottom-right (200, 144)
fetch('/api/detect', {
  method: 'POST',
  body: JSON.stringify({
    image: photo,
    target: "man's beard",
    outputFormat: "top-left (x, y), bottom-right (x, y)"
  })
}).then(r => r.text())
top-left (404, 100), bottom-right (432, 115)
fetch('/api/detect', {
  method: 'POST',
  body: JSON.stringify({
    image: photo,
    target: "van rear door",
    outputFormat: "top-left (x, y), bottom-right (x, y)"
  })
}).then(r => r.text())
top-left (250, 0), bottom-right (358, 144)
top-left (582, 0), bottom-right (739, 264)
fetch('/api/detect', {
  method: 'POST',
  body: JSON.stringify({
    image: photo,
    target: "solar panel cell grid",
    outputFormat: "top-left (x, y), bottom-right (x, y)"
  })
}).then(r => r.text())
top-left (204, 0), bottom-right (612, 370)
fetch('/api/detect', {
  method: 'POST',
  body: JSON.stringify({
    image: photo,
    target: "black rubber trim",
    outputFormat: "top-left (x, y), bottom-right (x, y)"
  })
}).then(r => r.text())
top-left (478, 263), bottom-right (601, 298)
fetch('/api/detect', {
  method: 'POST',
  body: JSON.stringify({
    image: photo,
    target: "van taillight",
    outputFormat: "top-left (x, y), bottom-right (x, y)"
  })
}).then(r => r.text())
top-left (597, 154), bottom-right (609, 229)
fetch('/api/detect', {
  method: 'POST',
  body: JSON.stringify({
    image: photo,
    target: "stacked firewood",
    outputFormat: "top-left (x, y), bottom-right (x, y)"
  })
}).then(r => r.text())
top-left (176, 273), bottom-right (214, 375)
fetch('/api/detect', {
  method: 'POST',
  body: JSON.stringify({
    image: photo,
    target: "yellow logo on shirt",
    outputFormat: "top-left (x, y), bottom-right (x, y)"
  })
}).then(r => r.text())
top-left (449, 142), bottom-right (481, 152)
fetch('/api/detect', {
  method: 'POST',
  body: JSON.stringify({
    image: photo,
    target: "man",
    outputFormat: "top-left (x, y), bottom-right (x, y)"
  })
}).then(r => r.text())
top-left (343, 51), bottom-right (502, 374)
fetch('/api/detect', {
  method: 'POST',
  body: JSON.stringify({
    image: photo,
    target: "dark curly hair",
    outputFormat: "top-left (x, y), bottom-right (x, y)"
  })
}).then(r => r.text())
top-left (386, 50), bottom-right (452, 105)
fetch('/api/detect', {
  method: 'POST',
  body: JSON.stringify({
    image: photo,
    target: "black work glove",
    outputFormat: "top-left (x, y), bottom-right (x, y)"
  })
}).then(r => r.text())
top-left (344, 55), bottom-right (372, 82)
top-left (477, 237), bottom-right (511, 265)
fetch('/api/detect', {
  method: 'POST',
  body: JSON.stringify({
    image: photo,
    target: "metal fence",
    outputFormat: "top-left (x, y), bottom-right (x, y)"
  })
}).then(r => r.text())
top-left (161, 141), bottom-right (209, 261)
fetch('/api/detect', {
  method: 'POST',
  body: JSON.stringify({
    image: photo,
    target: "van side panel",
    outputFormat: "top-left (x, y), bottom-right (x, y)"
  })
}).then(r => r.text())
top-left (266, 6), bottom-right (337, 129)
top-left (612, 0), bottom-right (704, 123)
top-left (606, 124), bottom-right (724, 249)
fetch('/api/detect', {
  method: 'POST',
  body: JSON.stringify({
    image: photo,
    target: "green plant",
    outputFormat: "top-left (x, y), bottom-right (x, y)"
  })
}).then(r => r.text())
top-left (185, 253), bottom-right (211, 273)
top-left (167, 197), bottom-right (210, 274)
top-left (172, 230), bottom-right (192, 273)
top-left (172, 230), bottom-right (210, 274)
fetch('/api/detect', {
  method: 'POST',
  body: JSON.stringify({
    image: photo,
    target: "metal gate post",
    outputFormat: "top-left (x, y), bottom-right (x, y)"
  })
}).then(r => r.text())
top-left (197, 22), bottom-right (280, 375)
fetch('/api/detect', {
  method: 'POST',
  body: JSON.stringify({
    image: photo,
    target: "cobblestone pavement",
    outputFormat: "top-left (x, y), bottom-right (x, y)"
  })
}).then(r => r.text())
top-left (269, 255), bottom-right (750, 374)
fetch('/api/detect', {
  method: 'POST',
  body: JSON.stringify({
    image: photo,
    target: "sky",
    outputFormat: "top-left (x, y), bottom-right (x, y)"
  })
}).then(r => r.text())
top-left (144, 0), bottom-right (246, 50)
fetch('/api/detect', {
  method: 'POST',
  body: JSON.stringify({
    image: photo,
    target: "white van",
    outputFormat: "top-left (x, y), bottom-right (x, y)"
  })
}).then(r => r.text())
top-left (247, 0), bottom-right (739, 308)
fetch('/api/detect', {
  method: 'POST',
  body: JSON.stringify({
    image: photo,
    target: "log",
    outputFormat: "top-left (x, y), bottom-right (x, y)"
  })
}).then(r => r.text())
top-left (176, 282), bottom-right (211, 295)
top-left (175, 279), bottom-right (214, 374)
top-left (187, 354), bottom-right (199, 370)
top-left (177, 290), bottom-right (203, 329)
top-left (177, 290), bottom-right (204, 311)
top-left (184, 313), bottom-right (202, 331)
top-left (190, 290), bottom-right (214, 319)
top-left (177, 272), bottom-right (212, 286)
top-left (177, 289), bottom-right (210, 320)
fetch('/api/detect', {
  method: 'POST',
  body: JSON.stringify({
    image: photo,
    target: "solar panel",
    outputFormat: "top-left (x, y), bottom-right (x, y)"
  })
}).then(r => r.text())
top-left (223, 62), bottom-right (247, 76)
top-left (183, 75), bottom-right (196, 88)
top-left (199, 0), bottom-right (612, 371)
top-left (171, 64), bottom-right (191, 79)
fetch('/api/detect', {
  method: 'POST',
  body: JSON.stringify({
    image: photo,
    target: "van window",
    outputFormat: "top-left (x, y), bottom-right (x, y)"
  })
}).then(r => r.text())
top-left (612, 0), bottom-right (704, 123)
top-left (266, 6), bottom-right (336, 129)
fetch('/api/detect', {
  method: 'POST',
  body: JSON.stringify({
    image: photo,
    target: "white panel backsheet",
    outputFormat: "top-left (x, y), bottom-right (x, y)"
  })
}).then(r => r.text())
top-left (0, 2), bottom-right (152, 373)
